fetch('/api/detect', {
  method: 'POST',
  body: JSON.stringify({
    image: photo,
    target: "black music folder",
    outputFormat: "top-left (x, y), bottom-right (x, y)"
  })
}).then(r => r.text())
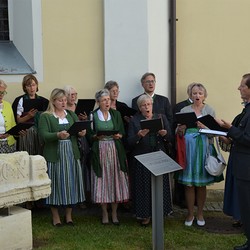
top-left (174, 112), bottom-right (197, 128)
top-left (175, 112), bottom-right (228, 132)
top-left (118, 106), bottom-right (137, 118)
top-left (75, 99), bottom-right (96, 116)
top-left (140, 118), bottom-right (163, 133)
top-left (23, 99), bottom-right (48, 112)
top-left (67, 120), bottom-right (92, 136)
top-left (5, 123), bottom-right (34, 136)
top-left (198, 115), bottom-right (228, 132)
top-left (96, 130), bottom-right (119, 136)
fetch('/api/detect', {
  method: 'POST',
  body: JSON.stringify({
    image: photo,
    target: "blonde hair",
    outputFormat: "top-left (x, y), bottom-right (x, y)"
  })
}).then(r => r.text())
top-left (0, 79), bottom-right (7, 89)
top-left (45, 88), bottom-right (66, 114)
top-left (191, 83), bottom-right (208, 98)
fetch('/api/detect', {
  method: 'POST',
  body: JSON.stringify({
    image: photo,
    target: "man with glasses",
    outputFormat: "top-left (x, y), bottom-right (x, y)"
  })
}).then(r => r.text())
top-left (131, 72), bottom-right (173, 127)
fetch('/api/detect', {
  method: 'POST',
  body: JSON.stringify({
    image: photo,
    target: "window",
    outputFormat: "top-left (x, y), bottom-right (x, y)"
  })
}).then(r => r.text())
top-left (0, 0), bottom-right (43, 81)
top-left (0, 0), bottom-right (9, 40)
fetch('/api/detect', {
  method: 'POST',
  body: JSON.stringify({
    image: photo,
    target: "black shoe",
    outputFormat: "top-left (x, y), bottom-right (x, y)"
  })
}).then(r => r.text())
top-left (101, 221), bottom-right (110, 225)
top-left (101, 218), bottom-right (110, 225)
top-left (234, 243), bottom-right (250, 250)
top-left (140, 218), bottom-right (150, 227)
top-left (52, 221), bottom-right (63, 227)
top-left (112, 220), bottom-right (120, 226)
top-left (232, 220), bottom-right (243, 228)
top-left (64, 216), bottom-right (74, 226)
top-left (65, 221), bottom-right (74, 226)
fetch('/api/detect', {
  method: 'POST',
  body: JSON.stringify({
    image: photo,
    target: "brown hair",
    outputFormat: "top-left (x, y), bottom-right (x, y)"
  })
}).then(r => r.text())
top-left (22, 74), bottom-right (39, 93)
top-left (242, 73), bottom-right (250, 88)
top-left (140, 72), bottom-right (156, 83)
top-left (104, 80), bottom-right (119, 90)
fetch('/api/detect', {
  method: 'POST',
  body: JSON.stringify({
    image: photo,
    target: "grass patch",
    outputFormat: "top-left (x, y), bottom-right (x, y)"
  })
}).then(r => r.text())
top-left (31, 206), bottom-right (245, 250)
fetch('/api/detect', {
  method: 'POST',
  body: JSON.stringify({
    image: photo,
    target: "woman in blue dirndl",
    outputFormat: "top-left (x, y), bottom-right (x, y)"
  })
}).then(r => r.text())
top-left (176, 83), bottom-right (223, 227)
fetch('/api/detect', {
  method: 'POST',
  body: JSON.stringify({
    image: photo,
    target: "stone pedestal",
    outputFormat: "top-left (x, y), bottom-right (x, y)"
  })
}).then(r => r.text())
top-left (0, 206), bottom-right (32, 250)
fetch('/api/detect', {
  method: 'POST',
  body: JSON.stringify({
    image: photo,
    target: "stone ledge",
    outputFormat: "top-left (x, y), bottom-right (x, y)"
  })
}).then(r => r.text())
top-left (206, 189), bottom-right (224, 202)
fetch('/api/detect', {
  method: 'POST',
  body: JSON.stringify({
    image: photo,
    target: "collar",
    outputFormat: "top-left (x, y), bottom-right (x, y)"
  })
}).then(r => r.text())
top-left (144, 92), bottom-right (155, 98)
top-left (53, 110), bottom-right (67, 119)
top-left (97, 109), bottom-right (111, 121)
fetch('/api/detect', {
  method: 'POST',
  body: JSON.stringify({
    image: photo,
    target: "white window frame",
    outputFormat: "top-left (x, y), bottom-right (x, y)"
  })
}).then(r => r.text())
top-left (1, 0), bottom-right (43, 82)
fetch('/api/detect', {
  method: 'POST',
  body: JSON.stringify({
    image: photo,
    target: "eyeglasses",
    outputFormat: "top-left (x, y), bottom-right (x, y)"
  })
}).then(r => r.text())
top-left (144, 80), bottom-right (156, 84)
top-left (110, 90), bottom-right (120, 94)
top-left (0, 91), bottom-right (7, 96)
top-left (26, 83), bottom-right (37, 88)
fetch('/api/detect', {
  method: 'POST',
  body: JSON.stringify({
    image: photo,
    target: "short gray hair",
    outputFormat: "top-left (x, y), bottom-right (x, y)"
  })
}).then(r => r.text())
top-left (95, 89), bottom-right (110, 102)
top-left (64, 85), bottom-right (77, 96)
top-left (137, 94), bottom-right (152, 108)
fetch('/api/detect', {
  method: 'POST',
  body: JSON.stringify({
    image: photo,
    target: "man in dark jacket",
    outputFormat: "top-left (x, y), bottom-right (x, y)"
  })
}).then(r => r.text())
top-left (220, 73), bottom-right (250, 250)
top-left (131, 72), bottom-right (173, 127)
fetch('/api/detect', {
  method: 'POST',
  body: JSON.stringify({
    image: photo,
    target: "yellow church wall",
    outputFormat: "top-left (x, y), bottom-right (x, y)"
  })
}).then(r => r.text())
top-left (5, 0), bottom-right (104, 103)
top-left (176, 0), bottom-right (250, 189)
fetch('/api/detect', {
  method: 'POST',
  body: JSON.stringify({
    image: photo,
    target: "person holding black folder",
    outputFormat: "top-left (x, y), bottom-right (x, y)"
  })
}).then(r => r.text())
top-left (64, 85), bottom-right (88, 121)
top-left (12, 74), bottom-right (48, 155)
top-left (0, 80), bottom-right (17, 153)
top-left (127, 94), bottom-right (173, 226)
top-left (87, 89), bottom-right (129, 225)
top-left (38, 88), bottom-right (86, 227)
top-left (219, 74), bottom-right (250, 250)
top-left (175, 83), bottom-right (223, 227)
top-left (64, 85), bottom-right (91, 207)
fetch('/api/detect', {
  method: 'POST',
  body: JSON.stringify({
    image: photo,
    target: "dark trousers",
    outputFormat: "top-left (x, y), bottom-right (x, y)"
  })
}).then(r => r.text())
top-left (236, 178), bottom-right (250, 244)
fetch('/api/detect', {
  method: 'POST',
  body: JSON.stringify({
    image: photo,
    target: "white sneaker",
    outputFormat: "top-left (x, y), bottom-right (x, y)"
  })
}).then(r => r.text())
top-left (184, 217), bottom-right (194, 226)
top-left (197, 219), bottom-right (205, 226)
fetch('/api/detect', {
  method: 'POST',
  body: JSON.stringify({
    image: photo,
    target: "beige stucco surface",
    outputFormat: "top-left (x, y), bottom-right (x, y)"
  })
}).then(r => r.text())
top-left (5, 0), bottom-right (104, 103)
top-left (176, 0), bottom-right (250, 189)
top-left (2, 0), bottom-right (250, 191)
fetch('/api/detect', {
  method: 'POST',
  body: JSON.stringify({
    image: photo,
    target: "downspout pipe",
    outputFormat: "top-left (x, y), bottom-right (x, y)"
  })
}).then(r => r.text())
top-left (169, 0), bottom-right (177, 106)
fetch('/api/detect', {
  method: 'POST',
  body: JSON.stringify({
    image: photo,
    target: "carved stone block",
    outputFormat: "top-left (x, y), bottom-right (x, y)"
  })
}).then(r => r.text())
top-left (0, 151), bottom-right (51, 208)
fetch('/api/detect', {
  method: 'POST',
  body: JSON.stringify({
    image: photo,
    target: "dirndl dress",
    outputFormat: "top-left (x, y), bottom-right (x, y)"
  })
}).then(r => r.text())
top-left (176, 128), bottom-right (222, 186)
top-left (91, 138), bottom-right (130, 203)
top-left (46, 139), bottom-right (85, 206)
top-left (91, 117), bottom-right (129, 204)
top-left (19, 126), bottom-right (42, 155)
